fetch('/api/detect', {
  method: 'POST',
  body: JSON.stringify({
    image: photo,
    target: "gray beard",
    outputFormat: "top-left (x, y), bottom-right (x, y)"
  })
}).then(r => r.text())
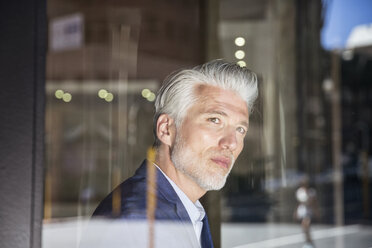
top-left (170, 134), bottom-right (233, 191)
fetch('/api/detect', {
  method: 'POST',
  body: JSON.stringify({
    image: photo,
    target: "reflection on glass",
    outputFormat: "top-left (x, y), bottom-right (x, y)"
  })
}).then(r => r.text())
top-left (44, 1), bottom-right (203, 247)
top-left (55, 89), bottom-right (64, 99)
top-left (98, 89), bottom-right (108, 99)
top-left (234, 37), bottom-right (245, 47)
top-left (104, 93), bottom-right (114, 102)
top-left (147, 92), bottom-right (156, 102)
top-left (141, 88), bottom-right (151, 98)
top-left (62, 93), bottom-right (72, 102)
top-left (237, 61), bottom-right (246, 68)
top-left (234, 50), bottom-right (245, 60)
top-left (42, 0), bottom-right (372, 248)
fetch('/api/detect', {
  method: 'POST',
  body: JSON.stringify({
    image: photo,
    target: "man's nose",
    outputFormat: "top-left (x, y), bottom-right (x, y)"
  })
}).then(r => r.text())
top-left (219, 128), bottom-right (238, 151)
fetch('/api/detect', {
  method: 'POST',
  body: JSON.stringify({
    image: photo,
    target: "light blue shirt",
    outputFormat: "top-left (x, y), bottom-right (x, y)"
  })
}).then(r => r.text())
top-left (154, 163), bottom-right (206, 244)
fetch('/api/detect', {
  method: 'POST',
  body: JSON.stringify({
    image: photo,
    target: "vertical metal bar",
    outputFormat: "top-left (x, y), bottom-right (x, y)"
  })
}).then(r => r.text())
top-left (361, 151), bottom-right (370, 219)
top-left (200, 1), bottom-right (221, 247)
top-left (331, 51), bottom-right (344, 229)
top-left (146, 147), bottom-right (157, 248)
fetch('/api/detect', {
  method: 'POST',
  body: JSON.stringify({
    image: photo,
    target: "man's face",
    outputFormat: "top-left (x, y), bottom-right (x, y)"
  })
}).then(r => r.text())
top-left (170, 84), bottom-right (249, 191)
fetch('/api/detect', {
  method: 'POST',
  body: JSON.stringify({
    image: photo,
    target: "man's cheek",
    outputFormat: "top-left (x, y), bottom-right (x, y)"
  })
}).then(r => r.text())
top-left (234, 146), bottom-right (244, 158)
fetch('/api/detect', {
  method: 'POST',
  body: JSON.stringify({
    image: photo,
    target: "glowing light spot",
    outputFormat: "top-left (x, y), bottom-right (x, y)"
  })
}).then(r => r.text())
top-left (141, 89), bottom-right (151, 98)
top-left (235, 50), bottom-right (245, 60)
top-left (147, 92), bottom-right (156, 102)
top-left (322, 78), bottom-right (333, 92)
top-left (235, 37), bottom-right (245, 47)
top-left (62, 93), bottom-right (72, 102)
top-left (237, 61), bottom-right (246, 67)
top-left (342, 50), bottom-right (353, 61)
top-left (55, 90), bottom-right (64, 99)
top-left (105, 93), bottom-right (114, 102)
top-left (98, 89), bottom-right (108, 99)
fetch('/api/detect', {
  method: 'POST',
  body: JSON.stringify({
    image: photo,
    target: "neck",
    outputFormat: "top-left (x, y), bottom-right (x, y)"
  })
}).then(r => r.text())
top-left (154, 145), bottom-right (206, 203)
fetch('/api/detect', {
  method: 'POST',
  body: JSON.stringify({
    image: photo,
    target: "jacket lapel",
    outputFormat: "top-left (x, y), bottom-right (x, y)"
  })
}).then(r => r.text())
top-left (136, 160), bottom-right (212, 247)
top-left (134, 160), bottom-right (191, 221)
top-left (201, 215), bottom-right (214, 248)
top-left (151, 161), bottom-right (201, 246)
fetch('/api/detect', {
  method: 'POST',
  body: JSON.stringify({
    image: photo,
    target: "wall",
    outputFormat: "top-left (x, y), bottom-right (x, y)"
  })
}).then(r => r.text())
top-left (0, 0), bottom-right (46, 247)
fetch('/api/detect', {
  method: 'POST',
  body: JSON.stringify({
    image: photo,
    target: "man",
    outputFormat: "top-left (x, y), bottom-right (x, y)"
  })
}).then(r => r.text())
top-left (84, 60), bottom-right (258, 248)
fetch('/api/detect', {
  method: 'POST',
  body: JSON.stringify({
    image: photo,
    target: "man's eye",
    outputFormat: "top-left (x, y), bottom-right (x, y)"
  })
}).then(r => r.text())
top-left (208, 117), bottom-right (220, 124)
top-left (237, 126), bottom-right (246, 134)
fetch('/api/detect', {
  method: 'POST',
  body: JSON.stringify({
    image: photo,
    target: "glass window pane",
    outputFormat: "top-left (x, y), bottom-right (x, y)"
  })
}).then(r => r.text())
top-left (42, 1), bottom-right (372, 248)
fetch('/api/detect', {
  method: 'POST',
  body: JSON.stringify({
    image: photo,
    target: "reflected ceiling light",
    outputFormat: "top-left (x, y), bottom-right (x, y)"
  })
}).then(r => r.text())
top-left (147, 92), bottom-right (156, 102)
top-left (105, 93), bottom-right (114, 102)
top-left (235, 50), bottom-right (245, 60)
top-left (322, 78), bottom-right (333, 92)
top-left (98, 89), bottom-right (108, 99)
top-left (55, 89), bottom-right (64, 99)
top-left (141, 89), bottom-right (151, 98)
top-left (237, 61), bottom-right (246, 67)
top-left (62, 93), bottom-right (72, 102)
top-left (235, 37), bottom-right (245, 46)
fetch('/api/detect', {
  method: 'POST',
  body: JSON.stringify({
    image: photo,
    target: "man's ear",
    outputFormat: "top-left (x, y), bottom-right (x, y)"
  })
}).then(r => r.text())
top-left (156, 114), bottom-right (176, 147)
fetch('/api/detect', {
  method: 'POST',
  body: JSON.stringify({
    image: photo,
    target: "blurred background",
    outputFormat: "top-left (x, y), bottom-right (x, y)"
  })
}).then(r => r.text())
top-left (20, 0), bottom-right (372, 247)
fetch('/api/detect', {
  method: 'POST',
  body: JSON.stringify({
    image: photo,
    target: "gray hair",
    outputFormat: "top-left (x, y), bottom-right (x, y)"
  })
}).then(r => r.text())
top-left (153, 59), bottom-right (258, 147)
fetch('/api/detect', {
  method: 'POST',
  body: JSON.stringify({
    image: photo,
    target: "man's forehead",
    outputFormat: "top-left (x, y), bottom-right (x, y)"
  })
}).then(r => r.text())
top-left (194, 83), bottom-right (218, 95)
top-left (194, 83), bottom-right (246, 104)
top-left (191, 84), bottom-right (249, 118)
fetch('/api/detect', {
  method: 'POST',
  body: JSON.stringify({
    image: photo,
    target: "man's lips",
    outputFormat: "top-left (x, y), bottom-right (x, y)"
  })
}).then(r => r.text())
top-left (211, 157), bottom-right (231, 169)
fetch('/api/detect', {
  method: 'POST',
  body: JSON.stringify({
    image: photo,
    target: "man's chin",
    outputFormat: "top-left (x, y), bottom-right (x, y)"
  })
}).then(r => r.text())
top-left (195, 174), bottom-right (227, 191)
top-left (200, 182), bottom-right (226, 191)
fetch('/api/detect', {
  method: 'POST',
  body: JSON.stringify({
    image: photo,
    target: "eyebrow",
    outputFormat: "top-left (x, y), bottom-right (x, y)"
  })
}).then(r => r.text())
top-left (204, 110), bottom-right (249, 129)
top-left (206, 110), bottom-right (227, 117)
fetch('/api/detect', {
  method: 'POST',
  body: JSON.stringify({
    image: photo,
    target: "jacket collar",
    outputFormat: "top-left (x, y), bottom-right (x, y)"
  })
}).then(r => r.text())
top-left (134, 160), bottom-right (191, 221)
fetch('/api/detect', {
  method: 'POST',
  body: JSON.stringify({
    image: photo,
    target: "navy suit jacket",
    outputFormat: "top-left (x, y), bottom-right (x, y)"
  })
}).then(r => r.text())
top-left (89, 160), bottom-right (214, 248)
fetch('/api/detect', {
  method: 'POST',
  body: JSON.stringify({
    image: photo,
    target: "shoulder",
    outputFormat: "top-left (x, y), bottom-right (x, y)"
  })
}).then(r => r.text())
top-left (92, 161), bottom-right (184, 221)
top-left (93, 175), bottom-right (148, 219)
